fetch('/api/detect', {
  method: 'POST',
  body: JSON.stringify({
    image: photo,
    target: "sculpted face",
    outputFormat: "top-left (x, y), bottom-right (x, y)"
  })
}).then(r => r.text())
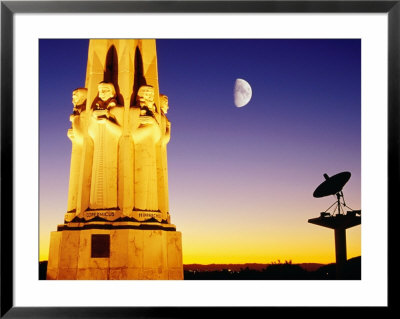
top-left (72, 88), bottom-right (87, 107)
top-left (160, 94), bottom-right (169, 114)
top-left (137, 86), bottom-right (155, 109)
top-left (98, 82), bottom-right (116, 101)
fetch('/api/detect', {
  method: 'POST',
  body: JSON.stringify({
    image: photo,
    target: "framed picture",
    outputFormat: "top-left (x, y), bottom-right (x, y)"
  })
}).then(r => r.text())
top-left (1, 0), bottom-right (395, 316)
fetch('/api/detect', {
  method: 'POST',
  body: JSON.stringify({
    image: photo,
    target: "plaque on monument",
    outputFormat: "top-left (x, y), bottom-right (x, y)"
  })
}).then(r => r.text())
top-left (91, 234), bottom-right (110, 258)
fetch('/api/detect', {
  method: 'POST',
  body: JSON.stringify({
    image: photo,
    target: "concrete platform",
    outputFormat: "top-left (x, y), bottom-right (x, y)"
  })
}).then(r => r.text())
top-left (308, 212), bottom-right (361, 229)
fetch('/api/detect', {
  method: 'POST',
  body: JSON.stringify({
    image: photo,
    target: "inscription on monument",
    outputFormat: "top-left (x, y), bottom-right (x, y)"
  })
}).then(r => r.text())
top-left (138, 212), bottom-right (162, 219)
top-left (82, 210), bottom-right (122, 221)
top-left (85, 211), bottom-right (115, 218)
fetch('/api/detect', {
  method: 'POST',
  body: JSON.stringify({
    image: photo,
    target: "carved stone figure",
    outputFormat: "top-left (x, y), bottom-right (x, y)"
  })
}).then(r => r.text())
top-left (157, 94), bottom-right (171, 221)
top-left (160, 94), bottom-right (169, 114)
top-left (137, 85), bottom-right (157, 115)
top-left (131, 85), bottom-right (162, 212)
top-left (66, 88), bottom-right (87, 214)
top-left (72, 88), bottom-right (87, 114)
top-left (88, 82), bottom-right (123, 209)
top-left (94, 82), bottom-right (117, 110)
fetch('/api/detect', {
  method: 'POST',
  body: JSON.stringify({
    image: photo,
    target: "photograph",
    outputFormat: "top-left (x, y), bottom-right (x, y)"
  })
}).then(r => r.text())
top-left (2, 1), bottom-right (395, 315)
top-left (39, 38), bottom-right (361, 281)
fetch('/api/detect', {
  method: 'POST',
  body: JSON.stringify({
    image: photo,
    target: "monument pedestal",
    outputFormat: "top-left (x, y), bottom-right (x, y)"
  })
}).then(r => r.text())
top-left (47, 226), bottom-right (183, 280)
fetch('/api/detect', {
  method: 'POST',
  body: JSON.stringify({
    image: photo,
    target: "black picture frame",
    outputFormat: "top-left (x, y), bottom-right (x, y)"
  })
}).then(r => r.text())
top-left (1, 0), bottom-right (395, 317)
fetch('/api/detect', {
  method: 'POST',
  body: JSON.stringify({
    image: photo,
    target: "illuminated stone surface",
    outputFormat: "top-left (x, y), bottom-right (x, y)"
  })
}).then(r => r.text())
top-left (47, 229), bottom-right (183, 280)
top-left (47, 39), bottom-right (182, 280)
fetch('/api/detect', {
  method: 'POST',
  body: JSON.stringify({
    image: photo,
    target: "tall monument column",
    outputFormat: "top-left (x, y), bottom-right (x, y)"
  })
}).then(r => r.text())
top-left (47, 39), bottom-right (183, 280)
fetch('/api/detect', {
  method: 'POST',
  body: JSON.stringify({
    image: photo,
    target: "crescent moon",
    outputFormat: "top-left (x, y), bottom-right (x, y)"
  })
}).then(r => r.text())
top-left (234, 78), bottom-right (252, 107)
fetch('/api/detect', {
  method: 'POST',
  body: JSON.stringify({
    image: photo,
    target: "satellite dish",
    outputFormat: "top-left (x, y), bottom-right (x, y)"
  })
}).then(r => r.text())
top-left (313, 171), bottom-right (351, 198)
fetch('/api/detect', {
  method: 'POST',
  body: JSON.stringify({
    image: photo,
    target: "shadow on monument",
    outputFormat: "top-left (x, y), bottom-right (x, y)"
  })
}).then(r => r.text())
top-left (131, 46), bottom-right (147, 106)
top-left (104, 45), bottom-right (123, 105)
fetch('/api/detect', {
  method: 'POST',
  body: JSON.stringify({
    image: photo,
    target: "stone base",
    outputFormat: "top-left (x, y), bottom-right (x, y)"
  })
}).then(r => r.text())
top-left (46, 227), bottom-right (183, 280)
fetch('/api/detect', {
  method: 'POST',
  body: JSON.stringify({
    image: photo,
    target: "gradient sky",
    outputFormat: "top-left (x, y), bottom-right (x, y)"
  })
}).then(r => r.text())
top-left (39, 39), bottom-right (361, 264)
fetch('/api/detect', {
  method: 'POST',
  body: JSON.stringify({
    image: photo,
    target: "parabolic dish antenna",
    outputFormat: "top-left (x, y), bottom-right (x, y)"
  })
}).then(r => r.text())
top-left (313, 171), bottom-right (351, 198)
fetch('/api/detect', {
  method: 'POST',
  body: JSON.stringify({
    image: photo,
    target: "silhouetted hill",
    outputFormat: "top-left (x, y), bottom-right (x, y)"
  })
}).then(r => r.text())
top-left (299, 263), bottom-right (325, 272)
top-left (38, 257), bottom-right (360, 280)
top-left (315, 256), bottom-right (361, 279)
top-left (184, 257), bottom-right (361, 280)
top-left (184, 263), bottom-right (268, 272)
top-left (183, 262), bottom-right (324, 272)
top-left (39, 261), bottom-right (47, 280)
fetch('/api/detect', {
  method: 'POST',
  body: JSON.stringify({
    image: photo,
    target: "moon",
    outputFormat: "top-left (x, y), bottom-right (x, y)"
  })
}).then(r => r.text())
top-left (234, 78), bottom-right (252, 107)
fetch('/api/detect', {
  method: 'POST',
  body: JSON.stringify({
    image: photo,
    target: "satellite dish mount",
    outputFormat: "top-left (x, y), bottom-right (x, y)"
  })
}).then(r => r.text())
top-left (313, 172), bottom-right (353, 217)
top-left (308, 171), bottom-right (361, 279)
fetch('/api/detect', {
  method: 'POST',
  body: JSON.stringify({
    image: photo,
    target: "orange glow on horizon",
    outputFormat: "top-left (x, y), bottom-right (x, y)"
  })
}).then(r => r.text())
top-left (40, 221), bottom-right (360, 265)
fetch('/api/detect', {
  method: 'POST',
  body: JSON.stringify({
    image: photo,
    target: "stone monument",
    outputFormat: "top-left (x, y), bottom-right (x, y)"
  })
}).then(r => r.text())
top-left (47, 39), bottom-right (183, 280)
